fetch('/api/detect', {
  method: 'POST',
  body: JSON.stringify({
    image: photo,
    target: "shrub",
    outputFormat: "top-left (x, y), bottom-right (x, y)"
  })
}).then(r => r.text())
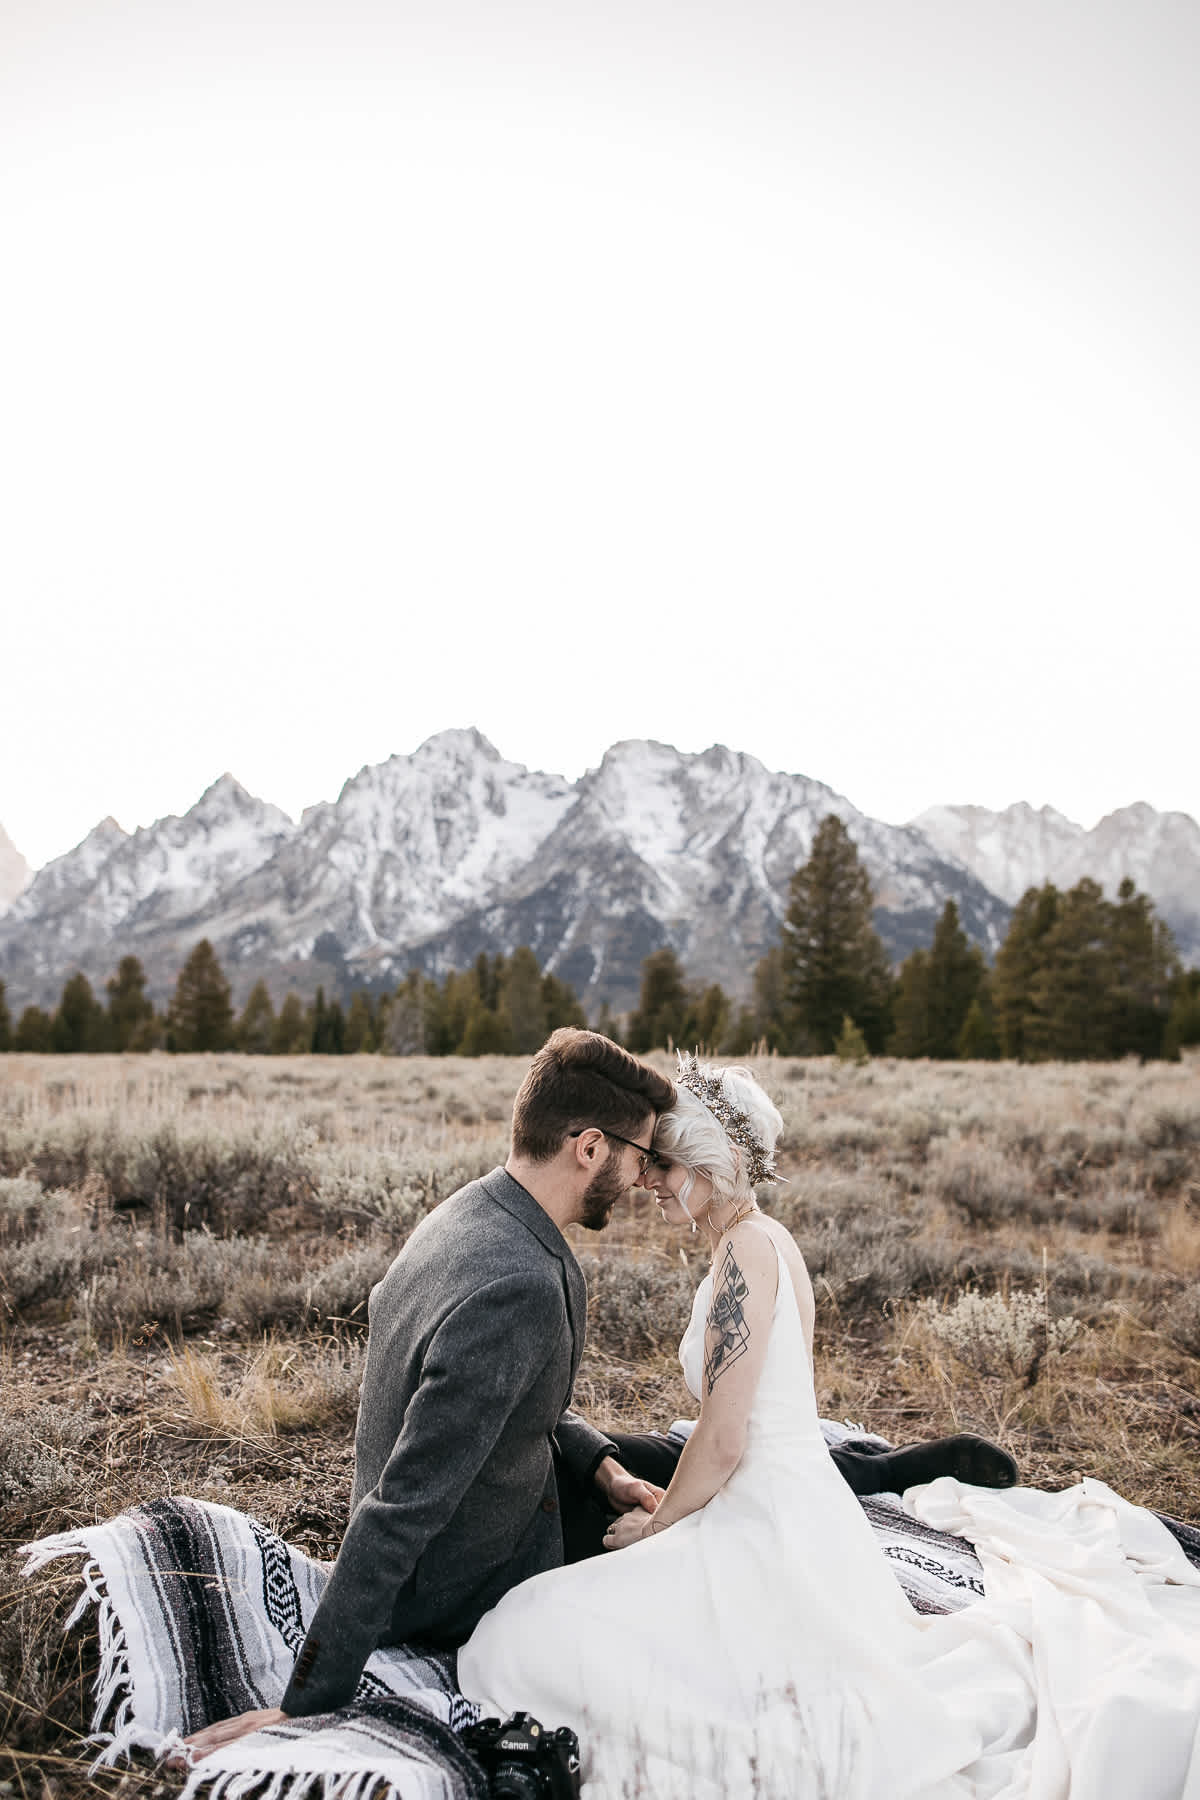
top-left (0, 1185), bottom-right (117, 1315)
top-left (1147, 1150), bottom-right (1195, 1194)
top-left (0, 1402), bottom-right (89, 1506)
top-left (799, 1214), bottom-right (954, 1316)
top-left (797, 1115), bottom-right (885, 1160)
top-left (577, 1253), bottom-right (697, 1358)
top-left (1139, 1106), bottom-right (1200, 1152)
top-left (930, 1142), bottom-right (1035, 1226)
top-left (764, 1168), bottom-right (900, 1235)
top-left (0, 1175), bottom-right (46, 1242)
top-left (305, 1244), bottom-right (395, 1330)
top-left (1062, 1185), bottom-right (1158, 1237)
top-left (79, 1235), bottom-right (285, 1340)
top-left (918, 1288), bottom-right (1080, 1382)
top-left (1165, 1286), bottom-right (1200, 1359)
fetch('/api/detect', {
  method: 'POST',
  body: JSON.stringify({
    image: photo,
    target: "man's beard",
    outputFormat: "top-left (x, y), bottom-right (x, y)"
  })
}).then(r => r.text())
top-left (578, 1157), bottom-right (628, 1232)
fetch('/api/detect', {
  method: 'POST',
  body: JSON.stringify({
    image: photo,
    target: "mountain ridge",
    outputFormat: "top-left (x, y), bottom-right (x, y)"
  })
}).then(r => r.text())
top-left (2, 735), bottom-right (1195, 1013)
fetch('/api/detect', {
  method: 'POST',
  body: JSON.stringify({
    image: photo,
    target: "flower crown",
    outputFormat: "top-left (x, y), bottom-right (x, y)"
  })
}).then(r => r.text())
top-left (675, 1053), bottom-right (780, 1186)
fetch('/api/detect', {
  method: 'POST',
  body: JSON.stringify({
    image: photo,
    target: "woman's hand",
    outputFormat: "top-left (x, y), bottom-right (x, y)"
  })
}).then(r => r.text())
top-left (182, 1708), bottom-right (289, 1760)
top-left (601, 1511), bottom-right (658, 1551)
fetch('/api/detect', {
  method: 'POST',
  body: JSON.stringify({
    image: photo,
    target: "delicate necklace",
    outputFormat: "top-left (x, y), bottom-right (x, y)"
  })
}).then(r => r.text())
top-left (717, 1196), bottom-right (759, 1232)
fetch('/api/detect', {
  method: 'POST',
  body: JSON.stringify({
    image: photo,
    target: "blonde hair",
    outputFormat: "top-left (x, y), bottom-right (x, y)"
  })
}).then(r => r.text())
top-left (652, 1063), bottom-right (783, 1205)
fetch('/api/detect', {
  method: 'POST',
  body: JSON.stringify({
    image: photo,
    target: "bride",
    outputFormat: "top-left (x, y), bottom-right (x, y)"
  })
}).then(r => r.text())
top-left (458, 1058), bottom-right (1200, 1799)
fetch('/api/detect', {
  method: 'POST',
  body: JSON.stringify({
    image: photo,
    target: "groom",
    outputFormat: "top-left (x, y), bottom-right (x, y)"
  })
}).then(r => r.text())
top-left (188, 1027), bottom-right (1014, 1753)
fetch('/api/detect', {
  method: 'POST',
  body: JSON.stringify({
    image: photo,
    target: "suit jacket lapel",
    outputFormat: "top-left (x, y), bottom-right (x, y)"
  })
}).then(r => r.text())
top-left (480, 1168), bottom-right (587, 1387)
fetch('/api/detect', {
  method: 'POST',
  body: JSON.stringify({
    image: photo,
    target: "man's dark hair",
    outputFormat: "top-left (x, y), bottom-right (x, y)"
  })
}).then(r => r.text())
top-left (511, 1028), bottom-right (676, 1163)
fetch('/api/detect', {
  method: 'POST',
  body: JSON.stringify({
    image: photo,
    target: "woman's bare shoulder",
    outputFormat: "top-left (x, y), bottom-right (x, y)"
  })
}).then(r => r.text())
top-left (718, 1215), bottom-right (781, 1269)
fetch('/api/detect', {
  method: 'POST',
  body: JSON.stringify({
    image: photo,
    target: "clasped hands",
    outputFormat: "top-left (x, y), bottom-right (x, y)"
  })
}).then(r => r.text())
top-left (594, 1455), bottom-right (665, 1551)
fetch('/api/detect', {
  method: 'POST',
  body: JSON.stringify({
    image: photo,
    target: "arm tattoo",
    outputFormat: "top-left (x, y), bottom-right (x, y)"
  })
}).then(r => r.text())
top-left (704, 1243), bottom-right (750, 1394)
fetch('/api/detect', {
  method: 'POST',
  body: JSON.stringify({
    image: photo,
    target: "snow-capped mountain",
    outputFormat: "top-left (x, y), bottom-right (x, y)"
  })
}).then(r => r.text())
top-left (4, 735), bottom-right (1196, 1016)
top-left (909, 804), bottom-right (1084, 907)
top-left (2, 777), bottom-right (294, 1000)
top-left (0, 823), bottom-right (31, 913)
top-left (0, 732), bottom-right (1008, 1012)
top-left (398, 740), bottom-right (1009, 1005)
top-left (913, 801), bottom-right (1200, 965)
top-left (196, 729), bottom-right (575, 981)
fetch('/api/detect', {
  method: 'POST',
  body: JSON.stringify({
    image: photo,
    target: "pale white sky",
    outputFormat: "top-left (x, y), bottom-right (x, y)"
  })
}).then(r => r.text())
top-left (3, 0), bottom-right (1198, 870)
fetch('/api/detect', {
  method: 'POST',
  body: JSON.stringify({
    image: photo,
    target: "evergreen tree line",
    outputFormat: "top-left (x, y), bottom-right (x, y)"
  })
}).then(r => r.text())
top-left (2, 814), bottom-right (1197, 1061)
top-left (0, 943), bottom-right (586, 1057)
top-left (619, 816), bottom-right (1200, 1063)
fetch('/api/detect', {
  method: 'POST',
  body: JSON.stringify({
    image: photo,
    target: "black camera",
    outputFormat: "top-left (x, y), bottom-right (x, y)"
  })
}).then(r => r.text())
top-left (463, 1710), bottom-right (581, 1800)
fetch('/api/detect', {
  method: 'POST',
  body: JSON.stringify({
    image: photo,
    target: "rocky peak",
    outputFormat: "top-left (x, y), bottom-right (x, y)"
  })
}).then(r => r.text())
top-left (413, 725), bottom-right (503, 764)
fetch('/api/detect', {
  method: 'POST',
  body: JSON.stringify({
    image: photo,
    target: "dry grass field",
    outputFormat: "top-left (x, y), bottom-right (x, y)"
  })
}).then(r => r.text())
top-left (2, 1050), bottom-right (1199, 1795)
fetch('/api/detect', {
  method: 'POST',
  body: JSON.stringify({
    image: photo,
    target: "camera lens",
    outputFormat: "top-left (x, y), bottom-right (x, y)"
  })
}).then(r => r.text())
top-left (491, 1764), bottom-right (544, 1800)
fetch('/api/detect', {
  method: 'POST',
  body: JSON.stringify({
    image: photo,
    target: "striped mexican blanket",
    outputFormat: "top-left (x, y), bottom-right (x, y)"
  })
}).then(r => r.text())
top-left (23, 1423), bottom-right (1200, 1800)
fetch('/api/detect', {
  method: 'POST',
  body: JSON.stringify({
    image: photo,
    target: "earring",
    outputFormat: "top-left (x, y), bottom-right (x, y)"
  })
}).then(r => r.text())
top-left (679, 1172), bottom-right (698, 1235)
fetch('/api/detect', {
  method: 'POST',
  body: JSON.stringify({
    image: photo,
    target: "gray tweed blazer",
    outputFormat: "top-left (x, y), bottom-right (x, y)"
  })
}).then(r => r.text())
top-left (281, 1167), bottom-right (617, 1716)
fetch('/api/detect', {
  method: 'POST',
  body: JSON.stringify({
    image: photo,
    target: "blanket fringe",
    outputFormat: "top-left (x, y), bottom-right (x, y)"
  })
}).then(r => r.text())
top-left (179, 1762), bottom-right (425, 1800)
top-left (20, 1534), bottom-right (134, 1751)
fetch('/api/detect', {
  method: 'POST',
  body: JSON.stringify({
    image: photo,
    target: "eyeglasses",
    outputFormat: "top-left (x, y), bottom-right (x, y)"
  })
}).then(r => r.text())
top-left (568, 1128), bottom-right (660, 1179)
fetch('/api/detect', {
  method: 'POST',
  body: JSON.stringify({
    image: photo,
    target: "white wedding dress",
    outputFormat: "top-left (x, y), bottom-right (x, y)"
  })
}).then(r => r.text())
top-left (458, 1236), bottom-right (1200, 1799)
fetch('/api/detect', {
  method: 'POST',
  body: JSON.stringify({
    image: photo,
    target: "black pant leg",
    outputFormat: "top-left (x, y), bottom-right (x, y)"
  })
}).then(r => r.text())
top-left (827, 1444), bottom-right (892, 1497)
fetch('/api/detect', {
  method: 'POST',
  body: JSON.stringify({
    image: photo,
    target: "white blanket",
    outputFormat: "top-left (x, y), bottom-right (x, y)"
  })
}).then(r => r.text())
top-left (908, 1477), bottom-right (1200, 1798)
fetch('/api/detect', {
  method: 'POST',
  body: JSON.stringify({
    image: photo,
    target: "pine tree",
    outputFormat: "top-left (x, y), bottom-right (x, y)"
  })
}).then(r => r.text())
top-left (1107, 878), bottom-right (1178, 1059)
top-left (167, 940), bottom-right (234, 1052)
top-left (311, 988), bottom-right (346, 1053)
top-left (417, 978), bottom-right (450, 1055)
top-left (0, 980), bottom-right (11, 1052)
top-left (782, 816), bottom-right (893, 1053)
top-left (592, 1002), bottom-right (622, 1045)
top-left (387, 972), bottom-right (429, 1055)
top-left (310, 986), bottom-right (329, 1054)
top-left (748, 947), bottom-right (791, 1052)
top-left (15, 1005), bottom-right (54, 1051)
top-left (52, 972), bottom-right (106, 1052)
top-left (343, 990), bottom-right (376, 1054)
top-left (472, 952), bottom-right (502, 1012)
top-left (834, 1015), bottom-right (869, 1065)
top-left (689, 983), bottom-right (731, 1052)
top-left (1028, 879), bottom-right (1113, 1060)
top-left (272, 992), bottom-right (310, 1054)
top-left (236, 980), bottom-right (277, 1054)
top-left (889, 949), bottom-right (931, 1057)
top-left (542, 972), bottom-right (587, 1034)
top-left (626, 949), bottom-right (690, 1051)
top-left (503, 947), bottom-right (548, 1053)
top-left (459, 998), bottom-right (514, 1055)
top-left (958, 984), bottom-right (1001, 1059)
top-left (723, 1008), bottom-right (759, 1056)
top-left (106, 955), bottom-right (156, 1051)
top-left (1163, 969), bottom-right (1200, 1060)
top-left (992, 885), bottom-right (1060, 1060)
top-left (925, 900), bottom-right (986, 1058)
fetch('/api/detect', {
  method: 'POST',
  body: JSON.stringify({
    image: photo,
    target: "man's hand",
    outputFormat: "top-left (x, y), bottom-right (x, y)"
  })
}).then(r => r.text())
top-left (182, 1708), bottom-right (289, 1760)
top-left (593, 1455), bottom-right (664, 1516)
